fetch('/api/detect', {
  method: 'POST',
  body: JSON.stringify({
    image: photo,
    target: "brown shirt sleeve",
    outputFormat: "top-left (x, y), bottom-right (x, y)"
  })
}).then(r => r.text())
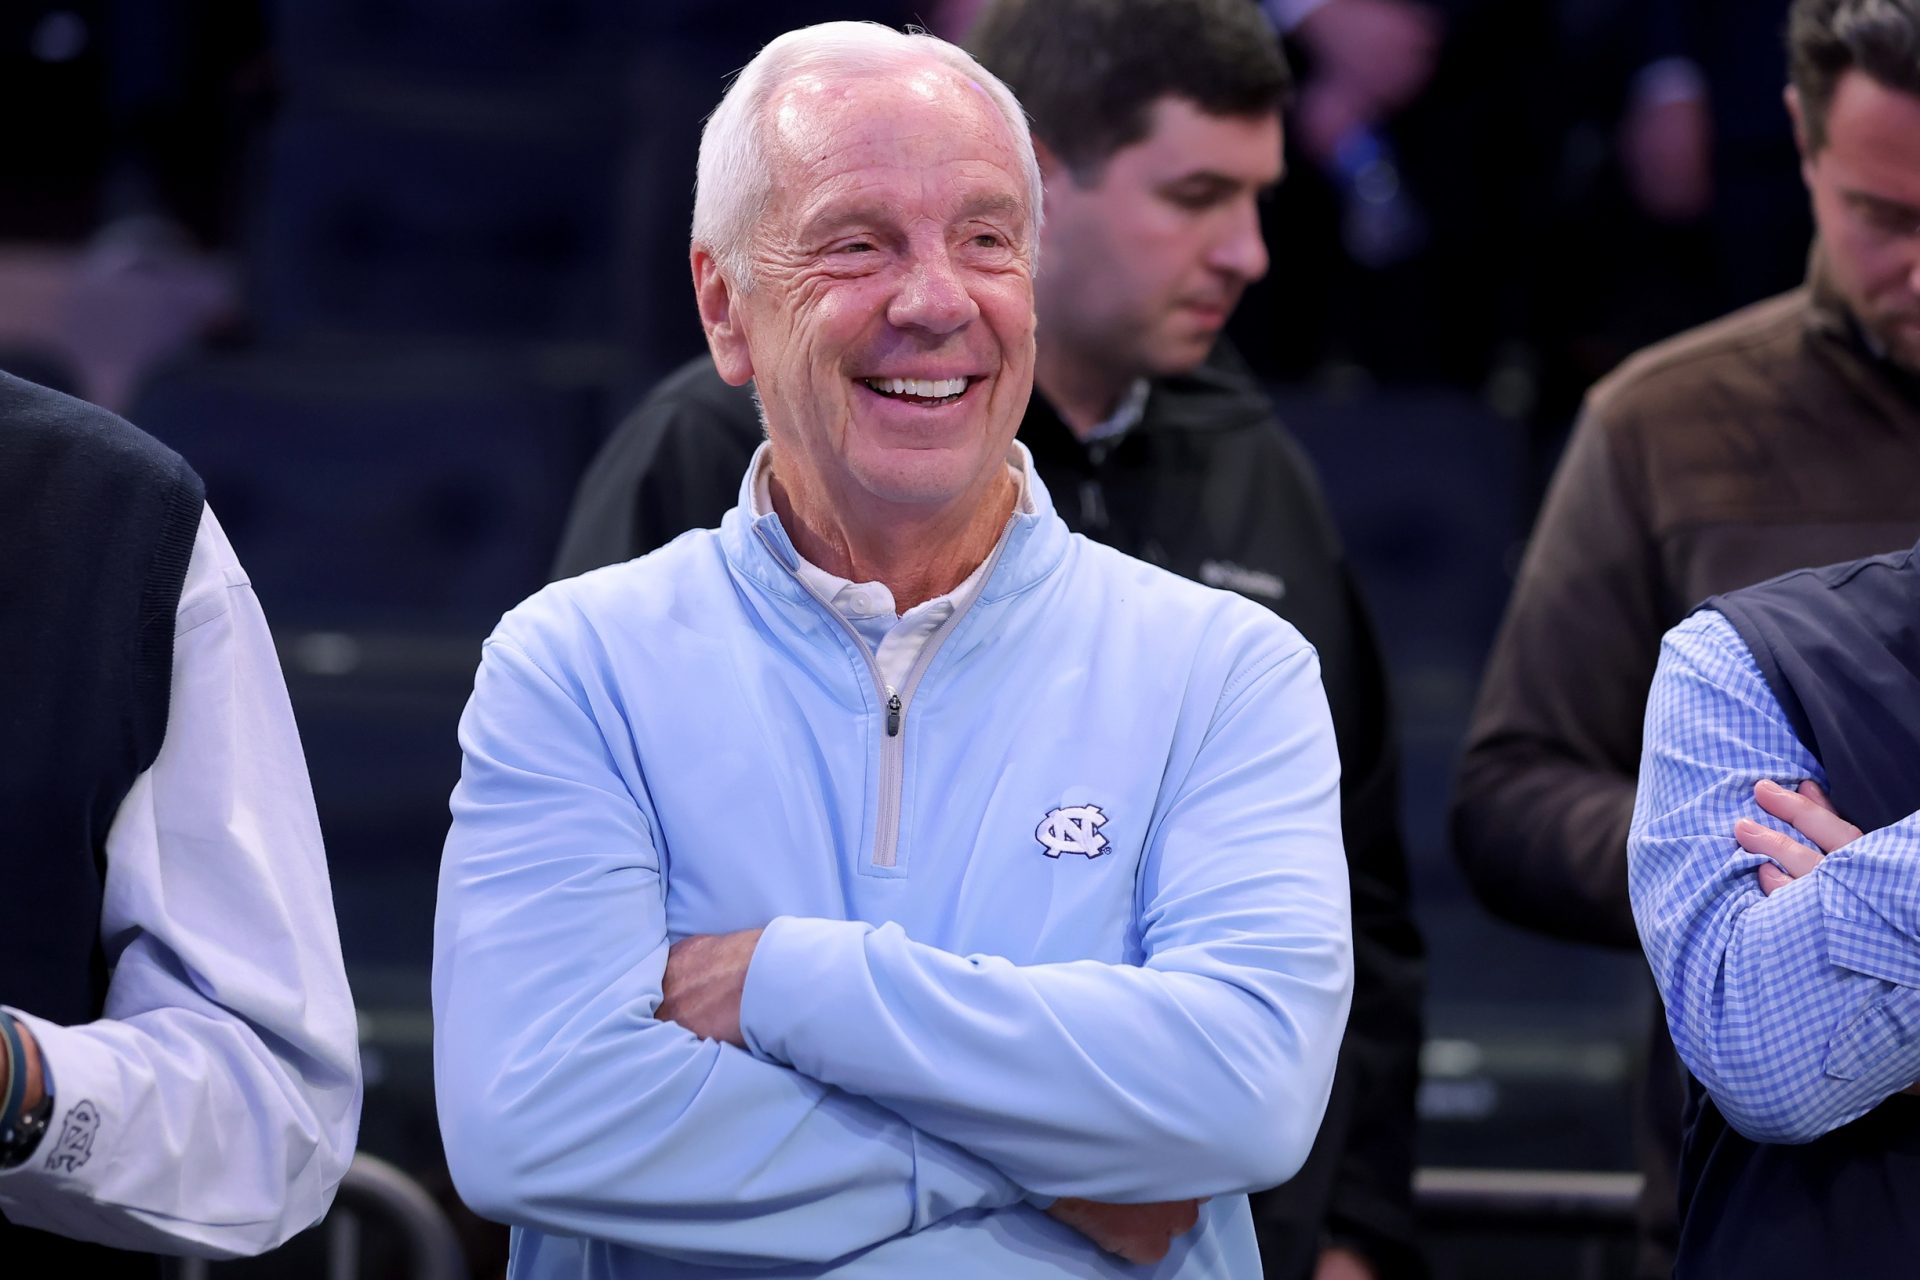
top-left (1450, 400), bottom-right (1667, 949)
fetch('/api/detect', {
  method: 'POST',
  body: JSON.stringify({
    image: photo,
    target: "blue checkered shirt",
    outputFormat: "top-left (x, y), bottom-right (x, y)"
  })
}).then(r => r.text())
top-left (1628, 609), bottom-right (1920, 1144)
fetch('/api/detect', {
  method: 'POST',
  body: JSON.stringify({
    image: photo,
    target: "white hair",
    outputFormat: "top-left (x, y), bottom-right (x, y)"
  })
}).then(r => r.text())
top-left (692, 21), bottom-right (1043, 290)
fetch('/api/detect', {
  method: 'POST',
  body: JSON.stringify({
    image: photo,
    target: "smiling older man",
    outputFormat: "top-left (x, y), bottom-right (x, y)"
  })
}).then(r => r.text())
top-left (433, 22), bottom-right (1352, 1279)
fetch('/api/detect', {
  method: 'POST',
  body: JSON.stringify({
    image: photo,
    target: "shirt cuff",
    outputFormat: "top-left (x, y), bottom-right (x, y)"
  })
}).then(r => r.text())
top-left (739, 915), bottom-right (873, 1068)
top-left (907, 1128), bottom-right (1028, 1229)
top-left (0, 1010), bottom-right (115, 1218)
top-left (1819, 874), bottom-right (1920, 990)
top-left (741, 919), bottom-right (1029, 1229)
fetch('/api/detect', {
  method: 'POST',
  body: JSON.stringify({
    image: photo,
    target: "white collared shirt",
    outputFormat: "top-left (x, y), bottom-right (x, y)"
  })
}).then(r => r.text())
top-left (752, 450), bottom-right (1037, 693)
top-left (1080, 378), bottom-right (1151, 447)
top-left (0, 505), bottom-right (361, 1257)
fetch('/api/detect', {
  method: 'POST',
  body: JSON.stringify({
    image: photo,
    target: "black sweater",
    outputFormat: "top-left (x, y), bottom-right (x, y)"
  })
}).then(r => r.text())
top-left (0, 372), bottom-right (203, 1273)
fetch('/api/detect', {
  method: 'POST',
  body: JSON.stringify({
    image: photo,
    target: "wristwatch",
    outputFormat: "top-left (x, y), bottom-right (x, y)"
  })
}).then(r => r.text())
top-left (0, 1090), bottom-right (51, 1168)
top-left (0, 1012), bottom-right (51, 1168)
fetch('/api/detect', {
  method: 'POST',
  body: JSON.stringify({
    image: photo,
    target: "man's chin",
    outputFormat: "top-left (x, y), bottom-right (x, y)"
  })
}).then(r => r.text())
top-left (1859, 307), bottom-right (1920, 372)
top-left (847, 447), bottom-right (1000, 512)
top-left (1146, 329), bottom-right (1224, 378)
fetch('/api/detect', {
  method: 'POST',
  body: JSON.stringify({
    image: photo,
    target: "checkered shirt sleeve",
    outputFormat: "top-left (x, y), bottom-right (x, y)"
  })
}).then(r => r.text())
top-left (1628, 609), bottom-right (1920, 1144)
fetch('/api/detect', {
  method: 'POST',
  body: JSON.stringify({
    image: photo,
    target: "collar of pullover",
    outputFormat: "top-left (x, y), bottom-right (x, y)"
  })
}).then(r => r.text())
top-left (719, 440), bottom-right (1071, 611)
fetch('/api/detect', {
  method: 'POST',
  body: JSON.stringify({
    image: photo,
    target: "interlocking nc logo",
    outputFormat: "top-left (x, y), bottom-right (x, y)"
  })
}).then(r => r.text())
top-left (46, 1099), bottom-right (99, 1174)
top-left (1036, 805), bottom-right (1111, 859)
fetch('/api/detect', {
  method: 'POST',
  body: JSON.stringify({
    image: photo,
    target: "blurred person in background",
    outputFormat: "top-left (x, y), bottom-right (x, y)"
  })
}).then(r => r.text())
top-left (0, 1), bottom-right (265, 407)
top-left (554, 3), bottom-right (1424, 1277)
top-left (436, 18), bottom-right (1355, 1278)
top-left (1452, 0), bottom-right (1920, 1273)
top-left (1527, 0), bottom-right (1810, 440)
top-left (0, 372), bottom-right (361, 1267)
top-left (1631, 539), bottom-right (1920, 1276)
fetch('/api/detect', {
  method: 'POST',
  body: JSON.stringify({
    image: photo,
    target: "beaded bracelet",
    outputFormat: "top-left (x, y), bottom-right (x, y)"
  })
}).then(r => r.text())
top-left (0, 1013), bottom-right (26, 1139)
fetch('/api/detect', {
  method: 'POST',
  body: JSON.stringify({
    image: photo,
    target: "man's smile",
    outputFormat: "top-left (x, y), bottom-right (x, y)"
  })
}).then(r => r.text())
top-left (856, 375), bottom-right (982, 407)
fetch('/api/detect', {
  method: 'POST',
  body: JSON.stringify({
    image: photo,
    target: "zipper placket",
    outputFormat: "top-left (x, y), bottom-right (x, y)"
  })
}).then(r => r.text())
top-left (753, 521), bottom-right (1016, 870)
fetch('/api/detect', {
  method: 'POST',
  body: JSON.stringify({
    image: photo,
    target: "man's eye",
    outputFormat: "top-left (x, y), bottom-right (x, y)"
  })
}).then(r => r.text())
top-left (972, 233), bottom-right (1003, 249)
top-left (1848, 196), bottom-right (1920, 237)
top-left (836, 240), bottom-right (876, 254)
top-left (1165, 187), bottom-right (1228, 212)
top-left (1864, 206), bottom-right (1920, 236)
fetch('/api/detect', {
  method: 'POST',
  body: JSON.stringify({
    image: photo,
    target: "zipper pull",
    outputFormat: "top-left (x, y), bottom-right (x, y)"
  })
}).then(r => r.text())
top-left (886, 690), bottom-right (903, 737)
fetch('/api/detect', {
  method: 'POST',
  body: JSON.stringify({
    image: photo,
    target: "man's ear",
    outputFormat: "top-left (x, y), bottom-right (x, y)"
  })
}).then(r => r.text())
top-left (1785, 85), bottom-right (1815, 183)
top-left (1033, 137), bottom-right (1066, 188)
top-left (692, 246), bottom-right (754, 386)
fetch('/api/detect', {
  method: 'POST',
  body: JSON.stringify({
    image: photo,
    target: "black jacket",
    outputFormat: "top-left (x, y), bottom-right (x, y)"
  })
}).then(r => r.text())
top-left (553, 346), bottom-right (1426, 1279)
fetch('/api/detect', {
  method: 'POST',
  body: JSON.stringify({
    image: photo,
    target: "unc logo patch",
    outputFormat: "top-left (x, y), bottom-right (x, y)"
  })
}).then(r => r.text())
top-left (1036, 805), bottom-right (1110, 859)
top-left (46, 1099), bottom-right (99, 1173)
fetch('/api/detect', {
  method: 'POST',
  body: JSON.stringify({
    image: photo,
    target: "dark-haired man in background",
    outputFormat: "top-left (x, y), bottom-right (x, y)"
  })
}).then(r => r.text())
top-left (1452, 0), bottom-right (1920, 1273)
top-left (553, 3), bottom-right (1423, 1276)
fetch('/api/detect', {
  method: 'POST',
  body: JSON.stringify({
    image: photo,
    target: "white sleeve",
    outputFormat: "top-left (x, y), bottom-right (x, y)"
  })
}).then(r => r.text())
top-left (0, 504), bottom-right (362, 1258)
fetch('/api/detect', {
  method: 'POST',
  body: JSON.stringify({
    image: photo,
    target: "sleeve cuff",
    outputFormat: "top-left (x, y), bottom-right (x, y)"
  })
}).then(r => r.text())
top-left (0, 1010), bottom-right (116, 1211)
top-left (739, 915), bottom-right (874, 1069)
top-left (908, 1128), bottom-right (1027, 1229)
top-left (1818, 875), bottom-right (1920, 990)
top-left (741, 921), bottom-right (1029, 1229)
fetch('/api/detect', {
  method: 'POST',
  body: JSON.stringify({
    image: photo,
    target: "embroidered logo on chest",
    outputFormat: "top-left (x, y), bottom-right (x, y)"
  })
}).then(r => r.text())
top-left (1036, 805), bottom-right (1111, 859)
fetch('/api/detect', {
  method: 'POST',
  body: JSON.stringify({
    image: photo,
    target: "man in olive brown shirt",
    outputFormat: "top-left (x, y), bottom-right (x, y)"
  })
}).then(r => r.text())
top-left (1451, 1), bottom-right (1920, 1274)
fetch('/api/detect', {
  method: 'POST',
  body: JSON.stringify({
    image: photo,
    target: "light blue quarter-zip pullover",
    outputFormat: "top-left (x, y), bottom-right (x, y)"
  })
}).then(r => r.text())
top-left (433, 458), bottom-right (1353, 1278)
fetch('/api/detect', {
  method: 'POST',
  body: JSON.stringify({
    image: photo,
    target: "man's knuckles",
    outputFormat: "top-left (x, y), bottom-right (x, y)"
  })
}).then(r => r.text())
top-left (1755, 779), bottom-right (1862, 852)
top-left (1050, 1198), bottom-right (1201, 1262)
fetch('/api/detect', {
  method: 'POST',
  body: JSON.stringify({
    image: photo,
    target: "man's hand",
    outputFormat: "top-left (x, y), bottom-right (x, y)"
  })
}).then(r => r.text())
top-left (656, 928), bottom-right (764, 1048)
top-left (1736, 779), bottom-right (1862, 895)
top-left (1737, 786), bottom-right (1920, 1098)
top-left (1046, 1196), bottom-right (1203, 1264)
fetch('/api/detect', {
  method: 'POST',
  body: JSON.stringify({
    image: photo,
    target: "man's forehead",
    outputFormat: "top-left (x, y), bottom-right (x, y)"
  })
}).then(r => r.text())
top-left (1822, 73), bottom-right (1920, 201)
top-left (759, 65), bottom-right (1028, 224)
top-left (1123, 95), bottom-right (1284, 174)
top-left (767, 62), bottom-right (995, 156)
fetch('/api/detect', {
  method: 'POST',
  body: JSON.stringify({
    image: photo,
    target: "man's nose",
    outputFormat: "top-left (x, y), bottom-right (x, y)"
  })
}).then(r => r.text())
top-left (1207, 198), bottom-right (1269, 284)
top-left (888, 249), bottom-right (979, 335)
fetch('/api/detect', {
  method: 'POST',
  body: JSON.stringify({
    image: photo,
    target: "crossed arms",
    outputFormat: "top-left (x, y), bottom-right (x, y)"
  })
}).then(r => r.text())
top-left (1628, 610), bottom-right (1920, 1144)
top-left (432, 620), bottom-right (1353, 1268)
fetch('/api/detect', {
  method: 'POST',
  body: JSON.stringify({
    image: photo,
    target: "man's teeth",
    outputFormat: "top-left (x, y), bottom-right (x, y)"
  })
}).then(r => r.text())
top-left (865, 377), bottom-right (968, 399)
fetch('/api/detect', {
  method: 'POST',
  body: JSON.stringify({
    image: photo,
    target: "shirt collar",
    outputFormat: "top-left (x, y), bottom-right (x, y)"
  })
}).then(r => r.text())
top-left (749, 446), bottom-right (1037, 613)
top-left (1080, 378), bottom-right (1151, 445)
